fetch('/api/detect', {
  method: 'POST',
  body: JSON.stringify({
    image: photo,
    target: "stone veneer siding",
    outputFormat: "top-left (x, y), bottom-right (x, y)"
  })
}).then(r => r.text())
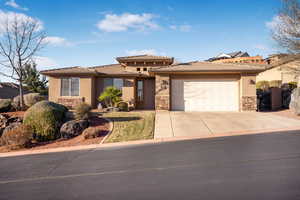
top-left (57, 97), bottom-right (85, 109)
top-left (241, 96), bottom-right (257, 111)
top-left (155, 74), bottom-right (170, 110)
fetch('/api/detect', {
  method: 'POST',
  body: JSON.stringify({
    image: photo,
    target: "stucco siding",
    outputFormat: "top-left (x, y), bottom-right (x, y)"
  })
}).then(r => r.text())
top-left (48, 77), bottom-right (60, 102)
top-left (257, 60), bottom-right (300, 84)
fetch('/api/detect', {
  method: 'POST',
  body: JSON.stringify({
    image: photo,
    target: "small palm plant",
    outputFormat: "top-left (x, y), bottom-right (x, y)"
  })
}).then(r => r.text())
top-left (98, 86), bottom-right (122, 107)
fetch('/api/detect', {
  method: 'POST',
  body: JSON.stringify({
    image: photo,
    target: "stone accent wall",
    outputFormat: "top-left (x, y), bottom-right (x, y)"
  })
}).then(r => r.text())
top-left (58, 97), bottom-right (85, 109)
top-left (155, 74), bottom-right (170, 110)
top-left (241, 96), bottom-right (257, 111)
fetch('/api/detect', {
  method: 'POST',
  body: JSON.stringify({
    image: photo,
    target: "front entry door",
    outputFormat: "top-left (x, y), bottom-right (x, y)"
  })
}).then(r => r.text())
top-left (136, 79), bottom-right (155, 109)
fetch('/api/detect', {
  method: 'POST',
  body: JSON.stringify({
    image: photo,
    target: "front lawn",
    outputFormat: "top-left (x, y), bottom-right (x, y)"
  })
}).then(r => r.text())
top-left (103, 111), bottom-right (155, 143)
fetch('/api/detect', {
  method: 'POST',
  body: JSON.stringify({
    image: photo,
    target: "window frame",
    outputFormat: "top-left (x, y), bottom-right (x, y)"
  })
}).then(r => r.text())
top-left (103, 78), bottom-right (124, 91)
top-left (60, 77), bottom-right (80, 97)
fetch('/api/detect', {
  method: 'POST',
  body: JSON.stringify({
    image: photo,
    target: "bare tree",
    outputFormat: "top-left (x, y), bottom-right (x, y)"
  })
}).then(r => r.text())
top-left (0, 15), bottom-right (46, 109)
top-left (272, 0), bottom-right (300, 53)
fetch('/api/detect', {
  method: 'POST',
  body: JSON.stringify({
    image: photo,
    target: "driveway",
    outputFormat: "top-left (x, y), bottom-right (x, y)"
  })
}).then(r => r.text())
top-left (155, 111), bottom-right (300, 139)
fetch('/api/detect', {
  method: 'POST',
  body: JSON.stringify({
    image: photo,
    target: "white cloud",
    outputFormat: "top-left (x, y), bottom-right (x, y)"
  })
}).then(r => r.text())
top-left (0, 10), bottom-right (43, 34)
top-left (97, 13), bottom-right (159, 32)
top-left (169, 24), bottom-right (191, 32)
top-left (125, 49), bottom-right (158, 56)
top-left (43, 36), bottom-right (72, 47)
top-left (5, 0), bottom-right (28, 11)
top-left (33, 56), bottom-right (58, 70)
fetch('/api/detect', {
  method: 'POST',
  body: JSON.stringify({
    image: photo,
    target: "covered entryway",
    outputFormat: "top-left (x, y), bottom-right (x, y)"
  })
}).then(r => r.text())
top-left (171, 79), bottom-right (239, 111)
top-left (136, 78), bottom-right (155, 109)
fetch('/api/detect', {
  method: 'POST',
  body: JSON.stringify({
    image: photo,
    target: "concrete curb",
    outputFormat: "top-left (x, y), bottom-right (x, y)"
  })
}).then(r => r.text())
top-left (1, 126), bottom-right (300, 158)
top-left (100, 118), bottom-right (114, 144)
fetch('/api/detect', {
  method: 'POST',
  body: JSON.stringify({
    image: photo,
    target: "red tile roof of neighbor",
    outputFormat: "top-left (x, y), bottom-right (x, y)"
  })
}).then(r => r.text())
top-left (116, 54), bottom-right (174, 62)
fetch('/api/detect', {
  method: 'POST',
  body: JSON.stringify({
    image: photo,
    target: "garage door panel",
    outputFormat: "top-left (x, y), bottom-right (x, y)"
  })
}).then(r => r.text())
top-left (172, 79), bottom-right (239, 111)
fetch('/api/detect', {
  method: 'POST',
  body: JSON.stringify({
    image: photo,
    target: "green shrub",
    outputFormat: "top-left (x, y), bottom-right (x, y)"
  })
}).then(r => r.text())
top-left (256, 81), bottom-right (270, 90)
top-left (98, 86), bottom-right (122, 107)
top-left (1, 124), bottom-right (33, 148)
top-left (23, 101), bottom-right (68, 141)
top-left (117, 101), bottom-right (129, 111)
top-left (74, 103), bottom-right (91, 120)
top-left (288, 81), bottom-right (298, 90)
top-left (0, 99), bottom-right (12, 113)
top-left (24, 93), bottom-right (45, 107)
top-left (269, 80), bottom-right (282, 88)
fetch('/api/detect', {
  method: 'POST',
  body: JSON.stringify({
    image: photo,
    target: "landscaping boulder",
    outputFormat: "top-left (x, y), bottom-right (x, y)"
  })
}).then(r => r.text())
top-left (0, 99), bottom-right (12, 113)
top-left (0, 114), bottom-right (8, 128)
top-left (60, 120), bottom-right (89, 139)
top-left (0, 114), bottom-right (8, 137)
top-left (23, 101), bottom-right (68, 141)
top-left (290, 88), bottom-right (300, 115)
top-left (82, 127), bottom-right (101, 139)
top-left (24, 93), bottom-right (45, 107)
top-left (12, 93), bottom-right (46, 109)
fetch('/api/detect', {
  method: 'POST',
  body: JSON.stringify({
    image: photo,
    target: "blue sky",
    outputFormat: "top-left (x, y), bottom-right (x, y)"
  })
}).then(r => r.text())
top-left (0, 0), bottom-right (282, 80)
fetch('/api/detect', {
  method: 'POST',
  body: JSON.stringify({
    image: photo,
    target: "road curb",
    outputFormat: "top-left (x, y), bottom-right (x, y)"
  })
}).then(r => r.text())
top-left (1, 126), bottom-right (300, 158)
top-left (100, 117), bottom-right (114, 144)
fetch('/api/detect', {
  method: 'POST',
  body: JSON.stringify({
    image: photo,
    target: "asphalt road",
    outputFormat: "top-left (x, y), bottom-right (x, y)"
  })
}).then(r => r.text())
top-left (1, 131), bottom-right (300, 200)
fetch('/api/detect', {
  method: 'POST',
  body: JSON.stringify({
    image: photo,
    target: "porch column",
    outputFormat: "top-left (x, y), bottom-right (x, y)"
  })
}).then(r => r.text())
top-left (240, 73), bottom-right (257, 111)
top-left (155, 74), bottom-right (170, 110)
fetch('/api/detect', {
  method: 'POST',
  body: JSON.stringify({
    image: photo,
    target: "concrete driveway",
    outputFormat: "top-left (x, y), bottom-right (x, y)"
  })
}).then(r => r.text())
top-left (154, 111), bottom-right (300, 139)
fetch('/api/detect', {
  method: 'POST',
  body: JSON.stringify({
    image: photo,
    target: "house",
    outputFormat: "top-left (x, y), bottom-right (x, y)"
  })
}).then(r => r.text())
top-left (41, 55), bottom-right (267, 112)
top-left (256, 54), bottom-right (300, 84)
top-left (206, 51), bottom-right (250, 62)
top-left (0, 82), bottom-right (23, 99)
top-left (207, 51), bottom-right (265, 64)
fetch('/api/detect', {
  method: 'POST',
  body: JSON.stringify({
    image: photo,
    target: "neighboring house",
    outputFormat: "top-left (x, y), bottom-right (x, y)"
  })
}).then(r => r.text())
top-left (206, 51), bottom-right (250, 62)
top-left (0, 82), bottom-right (21, 99)
top-left (41, 55), bottom-right (266, 112)
top-left (257, 54), bottom-right (300, 84)
top-left (207, 51), bottom-right (265, 64)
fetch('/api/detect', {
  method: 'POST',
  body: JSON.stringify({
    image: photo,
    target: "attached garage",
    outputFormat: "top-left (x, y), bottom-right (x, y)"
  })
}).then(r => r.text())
top-left (151, 61), bottom-right (266, 112)
top-left (171, 79), bottom-right (239, 111)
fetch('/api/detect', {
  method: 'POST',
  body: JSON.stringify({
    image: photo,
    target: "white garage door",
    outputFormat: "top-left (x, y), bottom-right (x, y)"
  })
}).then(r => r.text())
top-left (171, 79), bottom-right (239, 111)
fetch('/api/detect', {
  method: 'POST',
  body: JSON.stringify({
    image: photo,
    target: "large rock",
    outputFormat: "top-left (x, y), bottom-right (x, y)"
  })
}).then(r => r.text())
top-left (0, 99), bottom-right (12, 113)
top-left (60, 120), bottom-right (89, 139)
top-left (290, 88), bottom-right (300, 115)
top-left (12, 93), bottom-right (46, 109)
top-left (23, 101), bottom-right (68, 141)
top-left (0, 114), bottom-right (8, 137)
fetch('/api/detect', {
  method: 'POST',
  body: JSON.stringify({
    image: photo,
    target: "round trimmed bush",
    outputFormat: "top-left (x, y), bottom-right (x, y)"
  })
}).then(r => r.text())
top-left (74, 103), bottom-right (91, 120)
top-left (256, 81), bottom-right (270, 90)
top-left (1, 124), bottom-right (33, 148)
top-left (0, 99), bottom-right (12, 113)
top-left (117, 101), bottom-right (129, 112)
top-left (23, 101), bottom-right (68, 141)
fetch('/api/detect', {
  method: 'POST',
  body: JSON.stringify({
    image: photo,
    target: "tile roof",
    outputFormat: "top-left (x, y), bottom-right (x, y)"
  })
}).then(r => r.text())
top-left (41, 64), bottom-right (146, 76)
top-left (41, 66), bottom-right (96, 75)
top-left (149, 62), bottom-right (268, 73)
top-left (116, 55), bottom-right (173, 61)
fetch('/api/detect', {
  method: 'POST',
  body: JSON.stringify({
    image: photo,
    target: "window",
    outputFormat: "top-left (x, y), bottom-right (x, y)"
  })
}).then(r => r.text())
top-left (137, 68), bottom-right (141, 72)
top-left (61, 78), bottom-right (80, 96)
top-left (143, 67), bottom-right (147, 71)
top-left (103, 78), bottom-right (124, 90)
